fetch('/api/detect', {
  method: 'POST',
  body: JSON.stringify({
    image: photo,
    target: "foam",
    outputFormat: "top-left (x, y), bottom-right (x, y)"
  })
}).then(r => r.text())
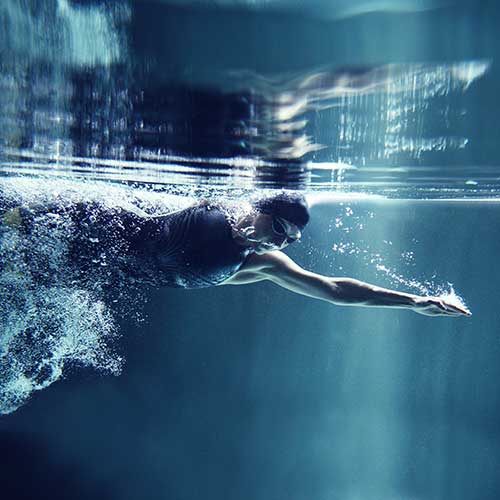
top-left (0, 178), bottom-right (157, 414)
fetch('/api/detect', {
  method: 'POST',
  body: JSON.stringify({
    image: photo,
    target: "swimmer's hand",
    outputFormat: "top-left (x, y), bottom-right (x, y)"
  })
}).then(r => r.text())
top-left (412, 296), bottom-right (472, 317)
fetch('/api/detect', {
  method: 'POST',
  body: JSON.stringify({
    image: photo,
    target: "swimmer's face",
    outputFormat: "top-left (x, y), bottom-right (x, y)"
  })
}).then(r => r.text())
top-left (250, 213), bottom-right (301, 254)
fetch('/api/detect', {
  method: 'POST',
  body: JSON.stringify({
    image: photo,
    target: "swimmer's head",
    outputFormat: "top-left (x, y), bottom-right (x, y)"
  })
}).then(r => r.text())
top-left (252, 192), bottom-right (310, 231)
top-left (233, 192), bottom-right (310, 254)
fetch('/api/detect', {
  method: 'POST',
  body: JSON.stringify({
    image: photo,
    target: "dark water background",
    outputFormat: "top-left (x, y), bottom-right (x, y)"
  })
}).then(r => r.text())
top-left (3, 200), bottom-right (499, 500)
top-left (1, 1), bottom-right (500, 500)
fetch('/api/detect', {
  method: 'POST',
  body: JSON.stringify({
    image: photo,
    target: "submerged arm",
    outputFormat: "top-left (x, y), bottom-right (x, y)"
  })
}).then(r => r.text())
top-left (223, 252), bottom-right (470, 317)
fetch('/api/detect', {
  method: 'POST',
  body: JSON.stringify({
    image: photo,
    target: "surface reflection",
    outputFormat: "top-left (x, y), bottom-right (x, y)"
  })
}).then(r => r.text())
top-left (0, 0), bottom-right (494, 196)
top-left (0, 59), bottom-right (489, 194)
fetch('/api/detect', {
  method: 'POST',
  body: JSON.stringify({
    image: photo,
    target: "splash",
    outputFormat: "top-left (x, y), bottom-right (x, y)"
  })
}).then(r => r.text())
top-left (0, 283), bottom-right (121, 415)
top-left (0, 183), bottom-right (122, 414)
top-left (374, 262), bottom-right (431, 296)
top-left (0, 177), bottom-right (197, 415)
top-left (374, 262), bottom-right (469, 310)
top-left (437, 285), bottom-right (470, 312)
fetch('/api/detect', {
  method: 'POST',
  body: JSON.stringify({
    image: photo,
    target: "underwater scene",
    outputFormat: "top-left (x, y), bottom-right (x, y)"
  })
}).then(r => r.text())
top-left (1, 1), bottom-right (499, 499)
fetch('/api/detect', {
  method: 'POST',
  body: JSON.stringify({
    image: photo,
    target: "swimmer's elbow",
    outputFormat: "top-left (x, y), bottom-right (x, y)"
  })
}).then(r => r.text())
top-left (260, 255), bottom-right (339, 302)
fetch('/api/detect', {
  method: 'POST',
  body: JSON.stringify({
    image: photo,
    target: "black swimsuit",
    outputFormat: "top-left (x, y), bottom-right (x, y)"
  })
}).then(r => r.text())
top-left (130, 204), bottom-right (250, 288)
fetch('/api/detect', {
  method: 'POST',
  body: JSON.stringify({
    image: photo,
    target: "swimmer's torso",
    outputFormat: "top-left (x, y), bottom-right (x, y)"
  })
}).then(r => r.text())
top-left (130, 203), bottom-right (250, 288)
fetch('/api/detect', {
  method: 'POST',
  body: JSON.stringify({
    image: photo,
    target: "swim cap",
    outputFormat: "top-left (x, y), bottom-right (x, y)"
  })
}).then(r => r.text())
top-left (253, 192), bottom-right (310, 230)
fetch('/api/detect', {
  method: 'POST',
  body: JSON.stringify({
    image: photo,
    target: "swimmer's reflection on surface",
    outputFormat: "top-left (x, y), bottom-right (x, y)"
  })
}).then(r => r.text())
top-left (3, 191), bottom-right (471, 317)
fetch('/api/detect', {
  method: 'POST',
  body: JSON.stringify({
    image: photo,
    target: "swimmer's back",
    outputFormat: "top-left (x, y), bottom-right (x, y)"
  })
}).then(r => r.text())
top-left (145, 203), bottom-right (249, 288)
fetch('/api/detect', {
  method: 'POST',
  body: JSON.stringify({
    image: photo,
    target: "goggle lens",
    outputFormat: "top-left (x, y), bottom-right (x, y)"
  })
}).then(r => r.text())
top-left (272, 218), bottom-right (287, 235)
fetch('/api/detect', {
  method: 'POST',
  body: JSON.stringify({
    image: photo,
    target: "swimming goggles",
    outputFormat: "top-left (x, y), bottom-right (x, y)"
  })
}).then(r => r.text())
top-left (271, 217), bottom-right (301, 243)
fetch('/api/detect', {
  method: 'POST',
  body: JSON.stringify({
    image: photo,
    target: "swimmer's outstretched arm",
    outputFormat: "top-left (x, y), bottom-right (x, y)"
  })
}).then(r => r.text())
top-left (223, 251), bottom-right (471, 317)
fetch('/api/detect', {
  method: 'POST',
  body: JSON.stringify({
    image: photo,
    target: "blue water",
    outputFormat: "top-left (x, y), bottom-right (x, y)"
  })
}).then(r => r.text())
top-left (1, 1), bottom-right (500, 500)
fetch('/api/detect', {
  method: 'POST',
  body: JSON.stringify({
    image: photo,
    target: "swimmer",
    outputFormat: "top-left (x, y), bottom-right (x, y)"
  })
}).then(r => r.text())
top-left (1, 192), bottom-right (471, 316)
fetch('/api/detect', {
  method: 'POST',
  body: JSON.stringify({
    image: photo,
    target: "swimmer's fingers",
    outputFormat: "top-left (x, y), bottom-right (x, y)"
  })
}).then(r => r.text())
top-left (435, 298), bottom-right (471, 316)
top-left (442, 301), bottom-right (472, 316)
top-left (414, 297), bottom-right (471, 317)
